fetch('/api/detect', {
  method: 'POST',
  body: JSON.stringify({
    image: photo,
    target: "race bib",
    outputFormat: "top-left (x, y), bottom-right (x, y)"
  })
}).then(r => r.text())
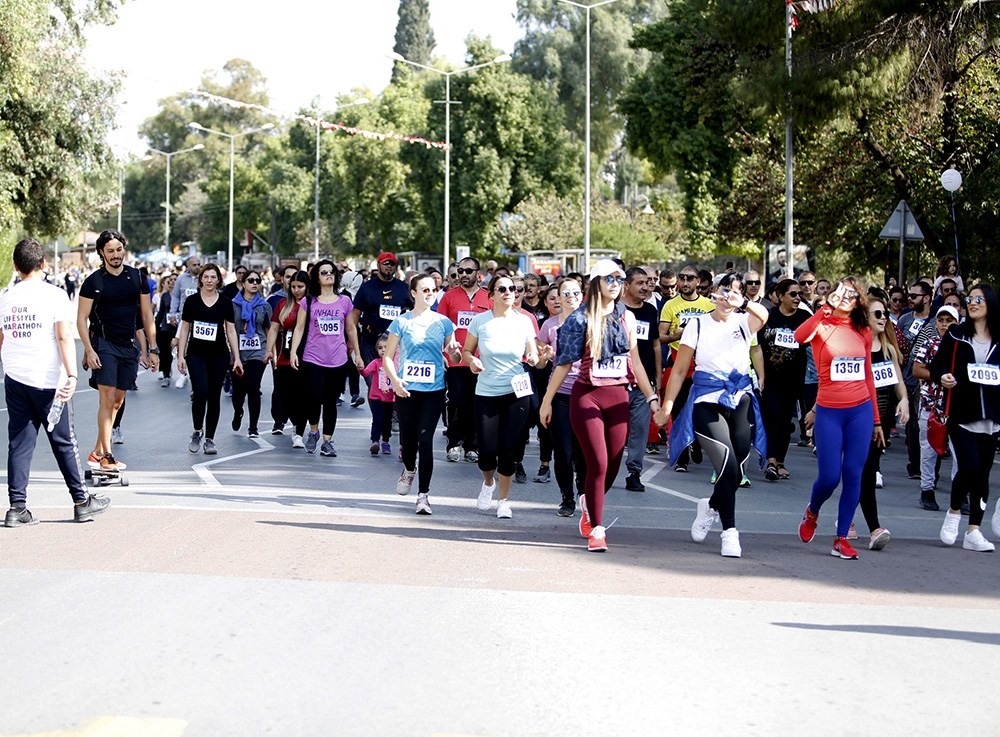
top-left (593, 355), bottom-right (628, 379)
top-left (284, 331), bottom-right (292, 350)
top-left (908, 318), bottom-right (925, 337)
top-left (635, 320), bottom-right (650, 341)
top-left (403, 360), bottom-right (436, 384)
top-left (317, 316), bottom-right (342, 336)
top-left (379, 304), bottom-right (402, 321)
top-left (830, 356), bottom-right (864, 381)
top-left (239, 334), bottom-right (261, 351)
top-left (511, 372), bottom-right (533, 398)
top-left (192, 321), bottom-right (218, 341)
top-left (872, 360), bottom-right (898, 388)
top-left (185, 288), bottom-right (197, 298)
top-left (678, 312), bottom-right (698, 328)
top-left (774, 329), bottom-right (799, 349)
top-left (457, 311), bottom-right (476, 330)
top-left (968, 363), bottom-right (1000, 386)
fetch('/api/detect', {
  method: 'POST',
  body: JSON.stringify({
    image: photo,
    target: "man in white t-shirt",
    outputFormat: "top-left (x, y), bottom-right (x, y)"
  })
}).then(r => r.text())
top-left (1, 238), bottom-right (110, 526)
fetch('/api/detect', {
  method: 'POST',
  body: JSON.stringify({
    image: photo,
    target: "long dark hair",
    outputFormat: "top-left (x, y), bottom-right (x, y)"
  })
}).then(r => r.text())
top-left (958, 283), bottom-right (1000, 342)
top-left (308, 259), bottom-right (341, 297)
top-left (279, 270), bottom-right (310, 323)
top-left (838, 276), bottom-right (870, 333)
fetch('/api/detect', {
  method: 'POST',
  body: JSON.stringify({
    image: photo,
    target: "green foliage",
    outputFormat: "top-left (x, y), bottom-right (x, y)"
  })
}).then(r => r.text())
top-left (393, 0), bottom-right (435, 78)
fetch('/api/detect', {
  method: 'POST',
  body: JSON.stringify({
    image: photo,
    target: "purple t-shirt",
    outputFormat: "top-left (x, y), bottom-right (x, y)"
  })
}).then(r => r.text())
top-left (299, 295), bottom-right (354, 368)
top-left (538, 315), bottom-right (580, 395)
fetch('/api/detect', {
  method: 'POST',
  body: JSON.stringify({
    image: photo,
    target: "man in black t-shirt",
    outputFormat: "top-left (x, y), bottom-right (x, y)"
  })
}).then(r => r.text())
top-left (347, 251), bottom-right (413, 371)
top-left (77, 230), bottom-right (157, 471)
top-left (623, 267), bottom-right (662, 492)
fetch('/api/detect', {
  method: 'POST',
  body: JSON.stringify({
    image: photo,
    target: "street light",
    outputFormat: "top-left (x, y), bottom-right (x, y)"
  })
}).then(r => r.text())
top-left (188, 121), bottom-right (276, 272)
top-left (313, 98), bottom-right (369, 262)
top-left (941, 168), bottom-right (963, 271)
top-left (558, 0), bottom-right (621, 272)
top-left (388, 51), bottom-right (512, 269)
top-left (147, 145), bottom-right (204, 254)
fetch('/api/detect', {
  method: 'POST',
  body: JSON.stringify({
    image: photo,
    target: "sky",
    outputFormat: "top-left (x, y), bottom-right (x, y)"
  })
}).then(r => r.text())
top-left (84, 0), bottom-right (525, 157)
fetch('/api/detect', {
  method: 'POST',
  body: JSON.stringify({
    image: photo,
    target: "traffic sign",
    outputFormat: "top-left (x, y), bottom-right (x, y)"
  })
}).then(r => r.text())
top-left (879, 201), bottom-right (924, 241)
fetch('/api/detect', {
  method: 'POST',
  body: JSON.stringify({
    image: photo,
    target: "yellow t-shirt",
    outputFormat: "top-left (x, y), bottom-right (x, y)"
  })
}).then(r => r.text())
top-left (659, 295), bottom-right (715, 351)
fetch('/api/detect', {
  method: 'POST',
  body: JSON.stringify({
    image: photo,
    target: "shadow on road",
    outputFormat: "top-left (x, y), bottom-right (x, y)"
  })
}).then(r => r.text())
top-left (772, 622), bottom-right (1000, 645)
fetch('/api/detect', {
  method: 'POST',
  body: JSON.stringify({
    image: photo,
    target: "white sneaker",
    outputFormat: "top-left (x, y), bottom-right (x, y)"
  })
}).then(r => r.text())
top-left (496, 498), bottom-right (512, 519)
top-left (415, 493), bottom-right (431, 515)
top-left (992, 499), bottom-right (1000, 539)
top-left (446, 446), bottom-right (461, 462)
top-left (720, 528), bottom-right (742, 558)
top-left (174, 373), bottom-right (187, 389)
top-left (291, 434), bottom-right (305, 449)
top-left (963, 529), bottom-right (995, 552)
top-left (875, 471), bottom-right (883, 489)
top-left (477, 481), bottom-right (495, 511)
top-left (396, 469), bottom-right (416, 496)
top-left (691, 498), bottom-right (718, 543)
top-left (940, 511), bottom-right (961, 546)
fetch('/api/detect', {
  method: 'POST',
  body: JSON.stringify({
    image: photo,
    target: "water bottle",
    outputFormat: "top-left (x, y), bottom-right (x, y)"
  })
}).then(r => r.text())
top-left (46, 398), bottom-right (65, 432)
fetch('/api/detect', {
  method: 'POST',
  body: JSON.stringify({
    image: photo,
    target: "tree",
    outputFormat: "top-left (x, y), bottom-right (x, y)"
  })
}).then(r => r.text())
top-left (392, 0), bottom-right (435, 80)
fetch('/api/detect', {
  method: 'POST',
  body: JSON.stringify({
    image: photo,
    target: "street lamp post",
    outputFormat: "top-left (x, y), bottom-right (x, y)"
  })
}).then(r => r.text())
top-left (558, 0), bottom-right (621, 272)
top-left (941, 168), bottom-right (963, 271)
top-left (388, 51), bottom-right (512, 269)
top-left (188, 122), bottom-right (275, 273)
top-left (147, 144), bottom-right (205, 254)
top-left (313, 98), bottom-right (369, 263)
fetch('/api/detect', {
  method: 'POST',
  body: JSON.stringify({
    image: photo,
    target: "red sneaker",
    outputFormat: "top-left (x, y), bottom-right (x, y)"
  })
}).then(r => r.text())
top-left (100, 453), bottom-right (126, 471)
top-left (799, 505), bottom-right (819, 543)
top-left (832, 536), bottom-right (859, 560)
top-left (579, 495), bottom-right (592, 538)
top-left (588, 525), bottom-right (607, 552)
top-left (87, 451), bottom-right (104, 469)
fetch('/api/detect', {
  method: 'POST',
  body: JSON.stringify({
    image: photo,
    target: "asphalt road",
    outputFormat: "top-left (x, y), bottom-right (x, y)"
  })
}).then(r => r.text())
top-left (1, 348), bottom-right (998, 736)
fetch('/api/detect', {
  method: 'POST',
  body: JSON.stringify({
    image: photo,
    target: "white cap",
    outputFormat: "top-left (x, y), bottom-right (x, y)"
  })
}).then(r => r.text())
top-left (589, 259), bottom-right (625, 281)
top-left (936, 305), bottom-right (960, 322)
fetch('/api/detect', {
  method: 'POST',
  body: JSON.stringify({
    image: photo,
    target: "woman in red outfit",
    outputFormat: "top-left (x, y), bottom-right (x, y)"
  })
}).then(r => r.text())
top-left (794, 277), bottom-right (881, 559)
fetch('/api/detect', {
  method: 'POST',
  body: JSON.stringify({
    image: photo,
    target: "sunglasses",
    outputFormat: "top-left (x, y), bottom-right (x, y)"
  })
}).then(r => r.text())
top-left (604, 275), bottom-right (627, 286)
top-left (561, 290), bottom-right (582, 298)
top-left (843, 289), bottom-right (859, 300)
top-left (379, 260), bottom-right (397, 266)
top-left (494, 285), bottom-right (525, 294)
top-left (941, 286), bottom-right (956, 293)
top-left (416, 287), bottom-right (438, 294)
top-left (908, 293), bottom-right (925, 299)
top-left (677, 274), bottom-right (697, 281)
top-left (456, 267), bottom-right (477, 275)
top-left (318, 269), bottom-right (335, 276)
top-left (966, 295), bottom-right (985, 305)
top-left (890, 297), bottom-right (903, 303)
top-left (799, 280), bottom-right (816, 286)
top-left (245, 277), bottom-right (261, 285)
top-left (787, 291), bottom-right (801, 298)
top-left (448, 273), bottom-right (458, 279)
top-left (745, 280), bottom-right (761, 286)
top-left (871, 309), bottom-right (885, 319)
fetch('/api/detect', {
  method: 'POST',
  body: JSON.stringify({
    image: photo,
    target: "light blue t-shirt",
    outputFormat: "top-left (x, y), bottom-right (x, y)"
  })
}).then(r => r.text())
top-left (388, 309), bottom-right (454, 393)
top-left (468, 311), bottom-right (535, 397)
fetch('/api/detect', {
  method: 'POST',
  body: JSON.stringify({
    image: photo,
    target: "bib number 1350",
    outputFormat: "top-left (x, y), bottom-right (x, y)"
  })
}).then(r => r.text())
top-left (831, 356), bottom-right (864, 381)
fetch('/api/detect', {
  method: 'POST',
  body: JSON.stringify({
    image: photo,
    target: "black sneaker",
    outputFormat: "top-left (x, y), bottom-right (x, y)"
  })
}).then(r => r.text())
top-left (691, 443), bottom-right (703, 465)
top-left (557, 499), bottom-right (575, 517)
top-left (5, 507), bottom-right (39, 527)
top-left (514, 463), bottom-right (527, 484)
top-left (675, 463), bottom-right (688, 473)
top-left (248, 427), bottom-right (260, 439)
top-left (645, 443), bottom-right (660, 455)
top-left (625, 472), bottom-right (645, 492)
top-left (350, 394), bottom-right (365, 408)
top-left (74, 494), bottom-right (110, 522)
top-left (919, 494), bottom-right (940, 512)
top-left (271, 423), bottom-right (284, 435)
top-left (534, 465), bottom-right (551, 483)
top-left (232, 410), bottom-right (243, 432)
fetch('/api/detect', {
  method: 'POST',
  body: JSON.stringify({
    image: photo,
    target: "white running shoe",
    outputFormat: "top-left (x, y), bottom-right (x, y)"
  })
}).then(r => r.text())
top-left (869, 528), bottom-right (891, 551)
top-left (415, 493), bottom-right (431, 515)
top-left (291, 434), bottom-right (305, 449)
top-left (720, 528), bottom-right (741, 558)
top-left (496, 498), bottom-right (512, 519)
top-left (992, 499), bottom-right (1000, 539)
top-left (940, 510), bottom-right (961, 546)
top-left (875, 471), bottom-right (883, 489)
top-left (691, 498), bottom-right (718, 543)
top-left (396, 469), bottom-right (416, 496)
top-left (477, 481), bottom-right (495, 511)
top-left (963, 529), bottom-right (995, 552)
top-left (174, 373), bottom-right (187, 389)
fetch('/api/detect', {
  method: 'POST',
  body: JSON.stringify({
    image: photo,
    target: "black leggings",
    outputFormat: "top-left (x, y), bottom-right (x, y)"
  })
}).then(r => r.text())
top-left (693, 395), bottom-right (753, 530)
top-left (156, 329), bottom-right (175, 378)
top-left (476, 393), bottom-right (531, 477)
top-left (274, 364), bottom-right (306, 435)
top-left (948, 424), bottom-right (997, 527)
top-left (232, 359), bottom-right (266, 430)
top-left (302, 361), bottom-right (347, 437)
top-left (188, 352), bottom-right (229, 438)
top-left (397, 389), bottom-right (445, 494)
top-left (761, 382), bottom-right (797, 463)
top-left (515, 365), bottom-right (553, 465)
top-left (859, 419), bottom-right (892, 532)
top-left (551, 392), bottom-right (586, 499)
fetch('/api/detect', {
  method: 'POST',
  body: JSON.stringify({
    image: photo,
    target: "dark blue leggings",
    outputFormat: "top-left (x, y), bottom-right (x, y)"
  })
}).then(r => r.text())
top-left (810, 401), bottom-right (873, 538)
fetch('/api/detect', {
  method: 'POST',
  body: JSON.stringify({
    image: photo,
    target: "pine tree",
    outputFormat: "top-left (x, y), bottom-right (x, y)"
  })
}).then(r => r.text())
top-left (392, 0), bottom-right (435, 80)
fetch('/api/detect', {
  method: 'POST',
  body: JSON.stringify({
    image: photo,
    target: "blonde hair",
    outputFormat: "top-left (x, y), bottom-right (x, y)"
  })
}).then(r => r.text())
top-left (584, 276), bottom-right (608, 360)
top-left (870, 299), bottom-right (901, 366)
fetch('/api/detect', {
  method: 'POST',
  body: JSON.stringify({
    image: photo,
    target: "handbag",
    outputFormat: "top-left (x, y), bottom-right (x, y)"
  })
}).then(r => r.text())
top-left (927, 341), bottom-right (957, 456)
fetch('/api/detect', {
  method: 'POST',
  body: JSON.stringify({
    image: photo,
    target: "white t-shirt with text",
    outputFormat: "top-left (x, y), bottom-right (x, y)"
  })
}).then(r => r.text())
top-left (0, 279), bottom-right (74, 389)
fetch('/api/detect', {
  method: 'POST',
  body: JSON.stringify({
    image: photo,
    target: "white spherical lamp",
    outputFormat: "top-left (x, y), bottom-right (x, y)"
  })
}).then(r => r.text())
top-left (941, 169), bottom-right (963, 192)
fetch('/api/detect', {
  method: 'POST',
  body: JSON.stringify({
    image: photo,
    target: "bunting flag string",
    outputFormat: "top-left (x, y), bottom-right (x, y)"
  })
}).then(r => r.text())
top-left (186, 90), bottom-right (450, 151)
top-left (786, 0), bottom-right (837, 30)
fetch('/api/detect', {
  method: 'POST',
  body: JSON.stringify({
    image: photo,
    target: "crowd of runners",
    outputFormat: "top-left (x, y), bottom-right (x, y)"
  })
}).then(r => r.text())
top-left (3, 232), bottom-right (998, 560)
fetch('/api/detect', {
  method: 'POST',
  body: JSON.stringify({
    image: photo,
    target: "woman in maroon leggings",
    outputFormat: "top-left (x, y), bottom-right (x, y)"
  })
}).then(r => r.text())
top-left (540, 260), bottom-right (658, 552)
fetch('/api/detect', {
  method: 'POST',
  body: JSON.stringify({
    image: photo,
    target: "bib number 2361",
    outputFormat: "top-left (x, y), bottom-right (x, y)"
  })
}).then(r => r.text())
top-left (831, 356), bottom-right (864, 381)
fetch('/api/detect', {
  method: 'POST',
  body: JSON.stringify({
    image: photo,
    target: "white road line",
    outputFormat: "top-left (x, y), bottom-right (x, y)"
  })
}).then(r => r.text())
top-left (644, 480), bottom-right (700, 503)
top-left (191, 437), bottom-right (275, 487)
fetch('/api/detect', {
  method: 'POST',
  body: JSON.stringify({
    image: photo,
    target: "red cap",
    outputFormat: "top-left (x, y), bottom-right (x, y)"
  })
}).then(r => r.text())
top-left (377, 252), bottom-right (397, 264)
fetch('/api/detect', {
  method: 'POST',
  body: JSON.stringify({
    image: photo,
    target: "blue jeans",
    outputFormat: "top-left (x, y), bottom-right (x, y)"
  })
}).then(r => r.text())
top-left (6, 376), bottom-right (87, 507)
top-left (625, 384), bottom-right (652, 475)
top-left (810, 401), bottom-right (873, 537)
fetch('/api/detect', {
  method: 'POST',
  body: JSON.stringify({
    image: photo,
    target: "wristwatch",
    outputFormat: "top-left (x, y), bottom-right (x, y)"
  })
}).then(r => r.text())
top-left (148, 347), bottom-right (160, 355)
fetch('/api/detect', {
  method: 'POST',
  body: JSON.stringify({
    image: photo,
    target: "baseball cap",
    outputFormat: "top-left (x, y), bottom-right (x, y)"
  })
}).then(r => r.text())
top-left (377, 252), bottom-right (397, 264)
top-left (936, 305), bottom-right (960, 322)
top-left (589, 259), bottom-right (626, 281)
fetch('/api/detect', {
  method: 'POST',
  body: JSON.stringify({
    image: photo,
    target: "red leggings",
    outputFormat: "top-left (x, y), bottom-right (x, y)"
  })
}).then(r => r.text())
top-left (569, 382), bottom-right (629, 527)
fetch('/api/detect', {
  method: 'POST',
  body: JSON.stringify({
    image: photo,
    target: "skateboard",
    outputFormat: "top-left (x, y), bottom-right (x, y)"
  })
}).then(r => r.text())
top-left (84, 468), bottom-right (129, 487)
